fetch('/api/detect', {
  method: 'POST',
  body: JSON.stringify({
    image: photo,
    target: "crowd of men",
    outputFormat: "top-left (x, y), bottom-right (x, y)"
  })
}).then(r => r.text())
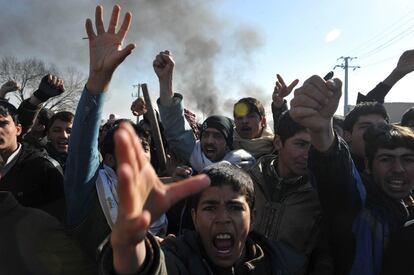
top-left (1, 5), bottom-right (414, 275)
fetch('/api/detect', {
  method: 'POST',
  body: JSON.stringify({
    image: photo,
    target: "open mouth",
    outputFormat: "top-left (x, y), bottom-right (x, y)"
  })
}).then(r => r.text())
top-left (204, 147), bottom-right (216, 155)
top-left (387, 179), bottom-right (405, 191)
top-left (213, 233), bottom-right (234, 256)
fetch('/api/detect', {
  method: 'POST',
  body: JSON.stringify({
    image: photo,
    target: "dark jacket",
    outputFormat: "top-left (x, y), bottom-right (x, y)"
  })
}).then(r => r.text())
top-left (249, 154), bottom-right (332, 275)
top-left (0, 143), bottom-right (65, 220)
top-left (45, 142), bottom-right (68, 172)
top-left (99, 231), bottom-right (306, 275)
top-left (308, 136), bottom-right (414, 275)
top-left (0, 191), bottom-right (96, 275)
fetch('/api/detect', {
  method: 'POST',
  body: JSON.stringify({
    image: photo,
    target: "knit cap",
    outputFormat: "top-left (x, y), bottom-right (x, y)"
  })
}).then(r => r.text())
top-left (201, 115), bottom-right (234, 149)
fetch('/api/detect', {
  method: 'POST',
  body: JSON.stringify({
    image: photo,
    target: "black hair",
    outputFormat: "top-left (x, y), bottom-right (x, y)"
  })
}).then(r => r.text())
top-left (364, 123), bottom-right (414, 169)
top-left (275, 110), bottom-right (307, 144)
top-left (191, 162), bottom-right (255, 210)
top-left (47, 111), bottom-right (74, 131)
top-left (343, 102), bottom-right (389, 132)
top-left (100, 121), bottom-right (151, 157)
top-left (0, 100), bottom-right (19, 124)
top-left (401, 107), bottom-right (414, 127)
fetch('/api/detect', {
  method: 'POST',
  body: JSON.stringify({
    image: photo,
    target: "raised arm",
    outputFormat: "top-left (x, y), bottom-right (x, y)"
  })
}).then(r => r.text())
top-left (154, 51), bottom-right (197, 161)
top-left (271, 74), bottom-right (299, 131)
top-left (289, 75), bottom-right (342, 152)
top-left (0, 80), bottom-right (20, 99)
top-left (111, 123), bottom-right (210, 273)
top-left (65, 5), bottom-right (136, 226)
top-left (85, 5), bottom-right (135, 93)
top-left (153, 50), bottom-right (175, 106)
top-left (357, 49), bottom-right (414, 104)
top-left (18, 74), bottom-right (65, 136)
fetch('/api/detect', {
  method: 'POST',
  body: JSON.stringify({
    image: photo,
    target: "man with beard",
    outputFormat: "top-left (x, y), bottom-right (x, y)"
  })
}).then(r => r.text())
top-left (154, 51), bottom-right (255, 172)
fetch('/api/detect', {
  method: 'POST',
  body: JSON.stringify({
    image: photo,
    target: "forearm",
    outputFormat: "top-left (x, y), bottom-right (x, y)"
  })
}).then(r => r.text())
top-left (308, 135), bottom-right (362, 216)
top-left (17, 98), bottom-right (43, 136)
top-left (271, 100), bottom-right (288, 132)
top-left (113, 242), bottom-right (146, 274)
top-left (383, 68), bottom-right (406, 87)
top-left (100, 234), bottom-right (166, 275)
top-left (157, 94), bottom-right (196, 161)
top-left (309, 120), bottom-right (335, 153)
top-left (159, 78), bottom-right (173, 106)
top-left (65, 87), bottom-right (104, 226)
top-left (86, 72), bottom-right (112, 94)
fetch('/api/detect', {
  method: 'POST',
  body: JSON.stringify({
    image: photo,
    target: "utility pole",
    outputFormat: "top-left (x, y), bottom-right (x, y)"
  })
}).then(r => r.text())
top-left (132, 84), bottom-right (142, 123)
top-left (334, 56), bottom-right (360, 115)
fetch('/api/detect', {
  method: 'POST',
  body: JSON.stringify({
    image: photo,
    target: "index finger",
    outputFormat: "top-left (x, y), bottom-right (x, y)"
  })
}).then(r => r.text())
top-left (276, 74), bottom-right (287, 87)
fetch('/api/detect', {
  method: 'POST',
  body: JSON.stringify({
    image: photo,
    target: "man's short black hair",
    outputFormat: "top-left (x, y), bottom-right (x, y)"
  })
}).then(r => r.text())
top-left (234, 97), bottom-right (265, 118)
top-left (275, 111), bottom-right (307, 144)
top-left (343, 102), bottom-right (389, 132)
top-left (401, 107), bottom-right (414, 127)
top-left (100, 121), bottom-right (151, 157)
top-left (0, 100), bottom-right (19, 124)
top-left (47, 111), bottom-right (74, 131)
top-left (364, 123), bottom-right (414, 169)
top-left (191, 162), bottom-right (255, 210)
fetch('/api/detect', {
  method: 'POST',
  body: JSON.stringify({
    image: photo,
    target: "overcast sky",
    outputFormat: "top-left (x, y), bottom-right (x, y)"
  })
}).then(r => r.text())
top-left (2, 0), bottom-right (414, 122)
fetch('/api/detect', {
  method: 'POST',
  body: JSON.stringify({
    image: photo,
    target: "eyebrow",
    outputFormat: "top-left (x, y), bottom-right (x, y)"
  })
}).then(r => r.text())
top-left (199, 199), bottom-right (245, 206)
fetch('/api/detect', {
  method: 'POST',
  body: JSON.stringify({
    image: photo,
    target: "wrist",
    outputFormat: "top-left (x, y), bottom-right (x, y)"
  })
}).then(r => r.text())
top-left (272, 99), bottom-right (285, 108)
top-left (159, 80), bottom-right (174, 106)
top-left (29, 95), bottom-right (42, 106)
top-left (86, 73), bottom-right (112, 94)
top-left (383, 69), bottom-right (404, 87)
top-left (113, 242), bottom-right (146, 275)
top-left (309, 119), bottom-right (335, 152)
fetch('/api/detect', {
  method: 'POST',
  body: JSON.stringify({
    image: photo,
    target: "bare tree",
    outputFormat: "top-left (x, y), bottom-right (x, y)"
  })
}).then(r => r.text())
top-left (0, 56), bottom-right (48, 102)
top-left (0, 56), bottom-right (86, 112)
top-left (43, 66), bottom-right (86, 112)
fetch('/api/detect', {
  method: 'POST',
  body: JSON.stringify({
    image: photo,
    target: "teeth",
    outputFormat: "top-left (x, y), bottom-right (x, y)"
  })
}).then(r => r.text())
top-left (216, 233), bottom-right (231, 240)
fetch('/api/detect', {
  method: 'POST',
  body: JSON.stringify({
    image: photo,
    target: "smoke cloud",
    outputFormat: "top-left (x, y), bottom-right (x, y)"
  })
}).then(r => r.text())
top-left (0, 0), bottom-right (264, 118)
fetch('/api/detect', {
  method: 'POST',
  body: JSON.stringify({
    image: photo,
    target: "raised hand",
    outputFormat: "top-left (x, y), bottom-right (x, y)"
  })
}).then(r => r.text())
top-left (130, 97), bottom-right (147, 117)
top-left (111, 123), bottom-right (209, 273)
top-left (272, 74), bottom-right (299, 107)
top-left (0, 80), bottom-right (21, 98)
top-left (395, 49), bottom-right (414, 75)
top-left (85, 5), bottom-right (136, 93)
top-left (289, 75), bottom-right (342, 151)
top-left (153, 50), bottom-right (175, 82)
top-left (153, 50), bottom-right (175, 106)
top-left (33, 74), bottom-right (65, 102)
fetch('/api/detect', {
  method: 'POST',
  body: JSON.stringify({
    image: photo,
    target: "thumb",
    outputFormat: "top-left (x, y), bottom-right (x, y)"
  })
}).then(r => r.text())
top-left (118, 43), bottom-right (136, 63)
top-left (326, 78), bottom-right (342, 94)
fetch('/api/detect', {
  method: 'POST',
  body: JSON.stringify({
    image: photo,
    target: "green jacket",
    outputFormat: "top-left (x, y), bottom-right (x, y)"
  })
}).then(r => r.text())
top-left (249, 154), bottom-right (332, 274)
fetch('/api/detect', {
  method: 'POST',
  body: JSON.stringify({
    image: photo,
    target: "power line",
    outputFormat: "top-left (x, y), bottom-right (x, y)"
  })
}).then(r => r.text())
top-left (360, 54), bottom-right (400, 68)
top-left (347, 8), bottom-right (414, 56)
top-left (357, 26), bottom-right (414, 60)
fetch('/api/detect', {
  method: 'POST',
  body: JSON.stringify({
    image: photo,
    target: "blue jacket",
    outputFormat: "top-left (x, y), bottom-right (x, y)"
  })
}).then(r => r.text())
top-left (308, 136), bottom-right (413, 275)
